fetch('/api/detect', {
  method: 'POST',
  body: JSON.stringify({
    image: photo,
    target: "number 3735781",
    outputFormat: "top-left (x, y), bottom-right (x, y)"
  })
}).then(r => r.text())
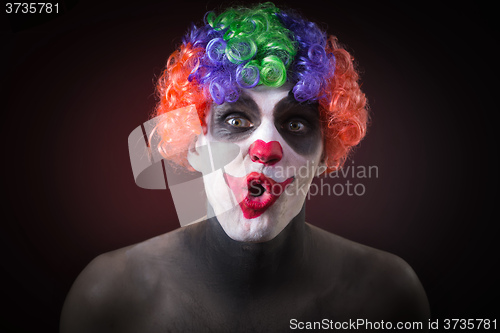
top-left (443, 319), bottom-right (496, 330)
top-left (6, 3), bottom-right (59, 14)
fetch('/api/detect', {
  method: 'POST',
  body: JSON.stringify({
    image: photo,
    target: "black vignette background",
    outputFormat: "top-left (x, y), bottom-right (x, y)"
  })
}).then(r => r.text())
top-left (1, 1), bottom-right (498, 332)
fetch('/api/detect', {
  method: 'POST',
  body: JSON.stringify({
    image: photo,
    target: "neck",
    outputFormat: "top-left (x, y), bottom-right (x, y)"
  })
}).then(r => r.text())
top-left (192, 204), bottom-right (310, 295)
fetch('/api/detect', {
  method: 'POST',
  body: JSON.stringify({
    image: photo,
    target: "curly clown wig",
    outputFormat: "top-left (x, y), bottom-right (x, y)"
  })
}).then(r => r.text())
top-left (154, 2), bottom-right (368, 172)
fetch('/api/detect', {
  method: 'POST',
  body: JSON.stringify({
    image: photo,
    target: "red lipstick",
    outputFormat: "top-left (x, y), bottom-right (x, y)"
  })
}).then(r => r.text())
top-left (224, 172), bottom-right (294, 219)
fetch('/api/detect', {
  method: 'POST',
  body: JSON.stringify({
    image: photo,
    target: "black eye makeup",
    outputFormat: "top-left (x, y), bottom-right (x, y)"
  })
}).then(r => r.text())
top-left (225, 115), bottom-right (254, 128)
top-left (280, 117), bottom-right (315, 135)
top-left (210, 97), bottom-right (260, 141)
top-left (273, 95), bottom-right (322, 156)
top-left (283, 119), bottom-right (307, 133)
top-left (209, 90), bottom-right (322, 156)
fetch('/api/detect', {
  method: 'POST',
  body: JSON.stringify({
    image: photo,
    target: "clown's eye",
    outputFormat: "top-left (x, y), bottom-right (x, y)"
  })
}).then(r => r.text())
top-left (225, 116), bottom-right (253, 128)
top-left (286, 120), bottom-right (305, 132)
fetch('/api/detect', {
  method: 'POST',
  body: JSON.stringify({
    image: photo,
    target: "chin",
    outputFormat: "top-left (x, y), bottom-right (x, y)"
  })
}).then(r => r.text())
top-left (216, 202), bottom-right (296, 243)
top-left (205, 170), bottom-right (308, 243)
top-left (234, 219), bottom-right (280, 243)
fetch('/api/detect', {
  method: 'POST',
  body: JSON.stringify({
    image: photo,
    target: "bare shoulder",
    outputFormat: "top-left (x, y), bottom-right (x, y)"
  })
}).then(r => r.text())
top-left (60, 228), bottom-right (185, 333)
top-left (307, 223), bottom-right (430, 325)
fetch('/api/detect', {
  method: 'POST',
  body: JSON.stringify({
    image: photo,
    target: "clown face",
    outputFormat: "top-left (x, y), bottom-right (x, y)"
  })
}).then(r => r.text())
top-left (194, 84), bottom-right (324, 242)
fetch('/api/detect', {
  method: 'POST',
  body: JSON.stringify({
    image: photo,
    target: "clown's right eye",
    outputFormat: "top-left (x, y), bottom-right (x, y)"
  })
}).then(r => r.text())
top-left (225, 116), bottom-right (253, 128)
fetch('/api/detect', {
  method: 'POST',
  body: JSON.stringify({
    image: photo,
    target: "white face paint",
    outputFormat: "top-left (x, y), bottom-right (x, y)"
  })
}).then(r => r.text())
top-left (191, 84), bottom-right (324, 242)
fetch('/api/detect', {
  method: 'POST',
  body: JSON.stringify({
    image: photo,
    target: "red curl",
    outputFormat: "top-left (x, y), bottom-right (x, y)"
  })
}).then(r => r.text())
top-left (318, 36), bottom-right (369, 172)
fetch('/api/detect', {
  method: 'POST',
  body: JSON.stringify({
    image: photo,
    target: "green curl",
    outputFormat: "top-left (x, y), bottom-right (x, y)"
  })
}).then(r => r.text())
top-left (206, 2), bottom-right (297, 88)
top-left (259, 55), bottom-right (287, 87)
top-left (208, 9), bottom-right (239, 31)
top-left (226, 37), bottom-right (257, 64)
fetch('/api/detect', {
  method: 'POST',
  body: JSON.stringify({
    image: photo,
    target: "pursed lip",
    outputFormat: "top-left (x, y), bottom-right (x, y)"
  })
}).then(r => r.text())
top-left (223, 171), bottom-right (294, 219)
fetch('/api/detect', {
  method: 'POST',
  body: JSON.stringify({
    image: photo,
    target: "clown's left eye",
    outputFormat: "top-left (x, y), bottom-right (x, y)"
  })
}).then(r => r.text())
top-left (225, 116), bottom-right (253, 128)
top-left (285, 120), bottom-right (306, 132)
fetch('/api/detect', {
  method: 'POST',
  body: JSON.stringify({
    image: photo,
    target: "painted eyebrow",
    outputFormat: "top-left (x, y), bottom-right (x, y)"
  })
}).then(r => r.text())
top-left (212, 93), bottom-right (261, 119)
top-left (233, 93), bottom-right (260, 111)
top-left (272, 94), bottom-right (319, 119)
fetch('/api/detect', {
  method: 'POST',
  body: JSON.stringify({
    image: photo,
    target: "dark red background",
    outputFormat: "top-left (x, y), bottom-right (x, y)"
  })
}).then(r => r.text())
top-left (1, 1), bottom-right (497, 332)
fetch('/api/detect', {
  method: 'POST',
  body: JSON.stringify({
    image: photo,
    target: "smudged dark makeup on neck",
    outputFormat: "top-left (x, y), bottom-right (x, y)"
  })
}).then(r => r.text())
top-left (209, 90), bottom-right (322, 156)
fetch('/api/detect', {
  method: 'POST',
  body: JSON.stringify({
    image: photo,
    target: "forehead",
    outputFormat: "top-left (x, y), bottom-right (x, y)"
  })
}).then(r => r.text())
top-left (207, 84), bottom-right (321, 122)
top-left (242, 84), bottom-right (293, 113)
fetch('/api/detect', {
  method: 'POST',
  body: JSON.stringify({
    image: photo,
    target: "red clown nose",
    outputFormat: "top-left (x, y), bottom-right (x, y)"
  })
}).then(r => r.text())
top-left (248, 140), bottom-right (283, 165)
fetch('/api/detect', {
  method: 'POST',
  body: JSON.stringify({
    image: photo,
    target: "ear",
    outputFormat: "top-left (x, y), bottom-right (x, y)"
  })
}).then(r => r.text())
top-left (187, 133), bottom-right (207, 173)
top-left (314, 155), bottom-right (328, 177)
top-left (187, 135), bottom-right (242, 175)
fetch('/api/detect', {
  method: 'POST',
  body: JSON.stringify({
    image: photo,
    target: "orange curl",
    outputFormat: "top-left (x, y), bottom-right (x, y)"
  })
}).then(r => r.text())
top-left (153, 43), bottom-right (211, 168)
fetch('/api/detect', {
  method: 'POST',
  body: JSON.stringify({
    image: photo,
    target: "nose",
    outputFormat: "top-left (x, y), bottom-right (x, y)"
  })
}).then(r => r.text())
top-left (248, 140), bottom-right (283, 165)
